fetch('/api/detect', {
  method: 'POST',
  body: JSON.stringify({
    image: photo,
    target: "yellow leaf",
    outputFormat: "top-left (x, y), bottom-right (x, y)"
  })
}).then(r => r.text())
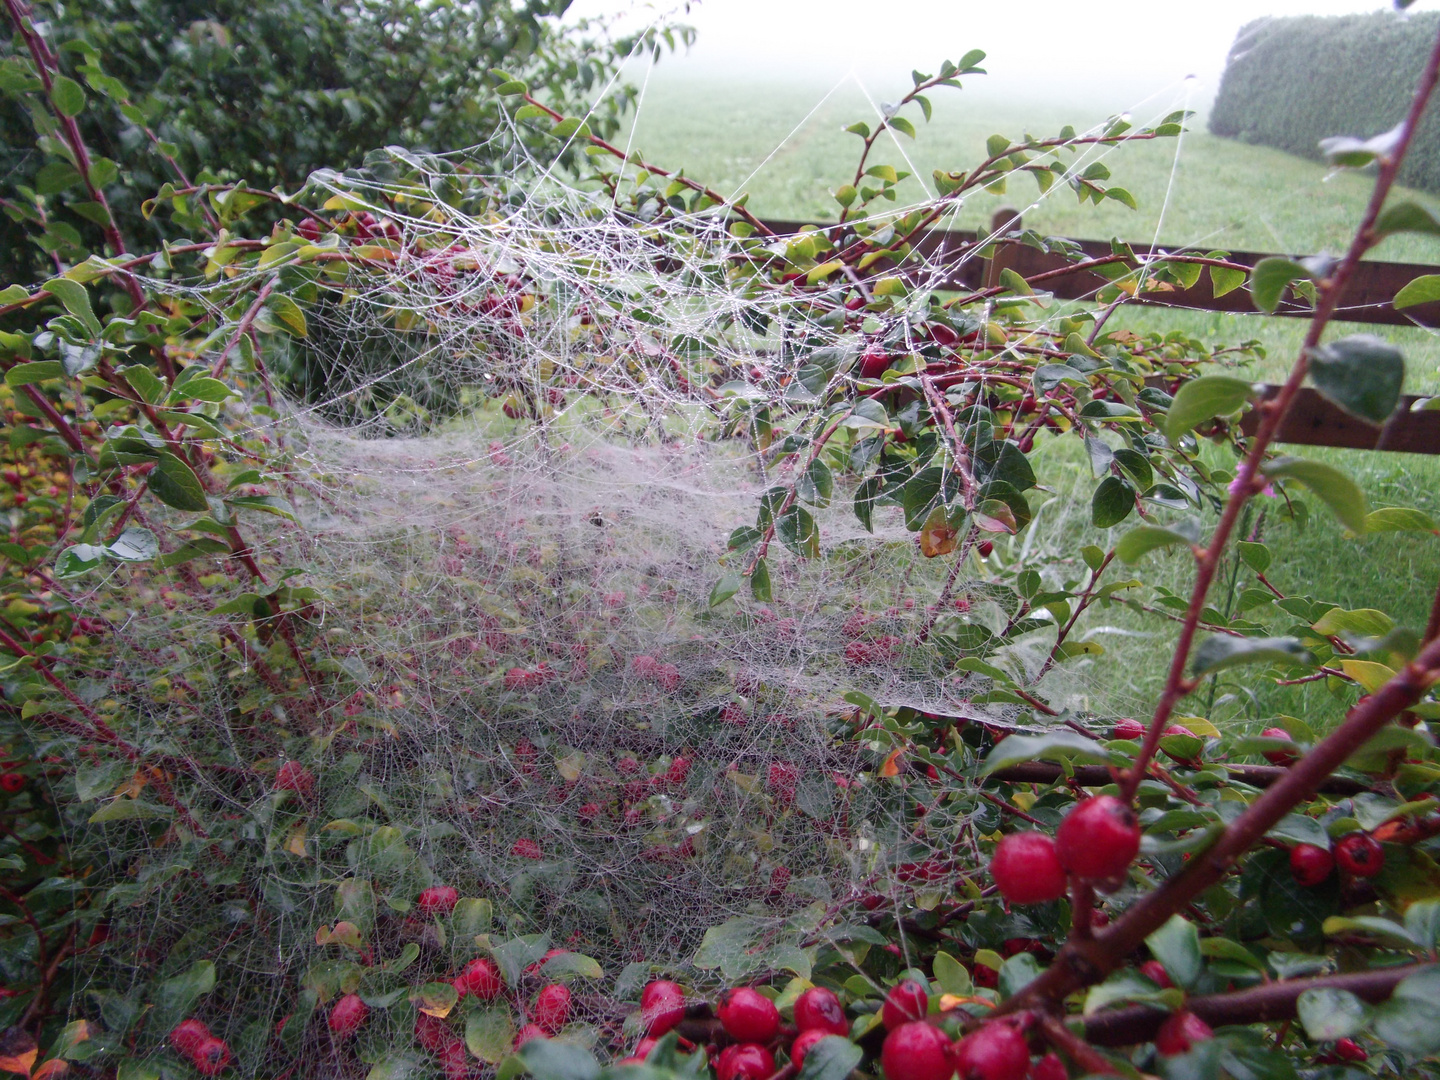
top-left (1340, 660), bottom-right (1396, 693)
top-left (974, 948), bottom-right (1003, 972)
top-left (32, 1061), bottom-right (68, 1080)
top-left (554, 751), bottom-right (584, 782)
top-left (0, 1027), bottom-right (38, 1077)
top-left (285, 824), bottom-right (308, 858)
top-left (879, 747), bottom-right (904, 777)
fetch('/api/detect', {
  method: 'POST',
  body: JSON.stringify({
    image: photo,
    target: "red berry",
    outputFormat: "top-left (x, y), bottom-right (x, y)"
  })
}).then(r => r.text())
top-left (1155, 1011), bottom-right (1212, 1056)
top-left (633, 1036), bottom-right (658, 1060)
top-left (1290, 843), bottom-right (1334, 887)
top-left (881, 979), bottom-right (928, 1031)
top-left (191, 1036), bottom-right (232, 1076)
top-left (717, 986), bottom-right (780, 1043)
top-left (1334, 1038), bottom-right (1368, 1062)
top-left (578, 802), bottom-right (602, 822)
top-left (415, 1012), bottom-right (454, 1052)
top-left (990, 832), bottom-right (1067, 905)
top-left (438, 1040), bottom-right (469, 1080)
top-left (954, 1020), bottom-right (1029, 1080)
top-left (641, 979), bottom-right (686, 1035)
top-left (0, 773), bottom-right (24, 794)
top-left (171, 1018), bottom-right (211, 1057)
top-left (274, 761), bottom-right (314, 796)
top-left (1139, 961), bottom-right (1172, 989)
top-left (1056, 796), bottom-right (1141, 882)
top-left (329, 993), bottom-right (368, 1037)
top-left (416, 885), bottom-right (459, 916)
top-left (978, 540), bottom-right (995, 558)
top-left (1112, 718), bottom-right (1145, 740)
top-left (297, 218), bottom-right (323, 241)
top-left (533, 984), bottom-right (570, 1034)
top-left (1334, 833), bottom-right (1384, 877)
top-left (716, 1043), bottom-right (776, 1080)
top-left (882, 1022), bottom-right (954, 1080)
top-left (1029, 1051), bottom-right (1067, 1080)
top-left (794, 986), bottom-right (849, 1036)
top-left (857, 348), bottom-right (891, 380)
top-left (511, 838), bottom-right (543, 860)
top-left (790, 1028), bottom-right (831, 1067)
top-left (515, 1023), bottom-right (545, 1048)
top-left (459, 958), bottom-right (503, 1000)
top-left (1261, 727), bottom-right (1298, 766)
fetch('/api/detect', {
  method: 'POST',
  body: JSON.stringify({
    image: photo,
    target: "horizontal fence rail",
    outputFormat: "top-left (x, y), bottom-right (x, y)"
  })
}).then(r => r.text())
top-left (759, 217), bottom-right (1440, 454)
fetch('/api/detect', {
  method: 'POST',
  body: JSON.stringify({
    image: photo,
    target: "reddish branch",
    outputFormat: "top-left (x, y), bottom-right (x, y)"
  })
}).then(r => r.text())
top-left (984, 761), bottom-right (1369, 795)
top-left (1082, 964), bottom-right (1434, 1046)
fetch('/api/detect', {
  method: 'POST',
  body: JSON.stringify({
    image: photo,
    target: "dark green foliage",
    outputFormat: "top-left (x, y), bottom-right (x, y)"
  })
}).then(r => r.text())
top-left (1210, 11), bottom-right (1440, 194)
top-left (0, 0), bottom-right (684, 287)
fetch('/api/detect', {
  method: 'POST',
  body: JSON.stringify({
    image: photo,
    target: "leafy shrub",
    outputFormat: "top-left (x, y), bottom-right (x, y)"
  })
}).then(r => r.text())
top-left (0, 0), bottom-right (689, 287)
top-left (0, 9), bottom-right (1439, 1080)
top-left (1210, 10), bottom-right (1440, 194)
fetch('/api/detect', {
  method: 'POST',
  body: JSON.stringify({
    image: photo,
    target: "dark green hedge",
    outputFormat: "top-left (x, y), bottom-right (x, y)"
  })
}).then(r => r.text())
top-left (1209, 11), bottom-right (1440, 193)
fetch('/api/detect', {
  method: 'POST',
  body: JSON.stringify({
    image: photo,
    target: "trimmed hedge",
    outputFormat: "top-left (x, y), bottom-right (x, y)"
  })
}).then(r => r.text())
top-left (1210, 11), bottom-right (1440, 193)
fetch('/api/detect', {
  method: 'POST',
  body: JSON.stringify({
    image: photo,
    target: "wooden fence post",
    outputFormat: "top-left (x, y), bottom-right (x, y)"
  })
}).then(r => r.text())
top-left (983, 207), bottom-right (1023, 290)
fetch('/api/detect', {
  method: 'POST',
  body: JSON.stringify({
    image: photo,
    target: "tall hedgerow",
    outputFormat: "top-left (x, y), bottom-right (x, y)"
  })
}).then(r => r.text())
top-left (1210, 10), bottom-right (1440, 193)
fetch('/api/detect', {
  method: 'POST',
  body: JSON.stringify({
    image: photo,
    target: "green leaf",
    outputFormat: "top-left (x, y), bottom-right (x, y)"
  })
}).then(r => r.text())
top-left (1190, 635), bottom-right (1313, 678)
top-left (1393, 273), bottom-right (1440, 309)
top-left (452, 897), bottom-right (492, 935)
top-left (1145, 916), bottom-right (1202, 990)
top-left (51, 75), bottom-right (86, 117)
top-left (1115, 519), bottom-right (1201, 563)
top-left (986, 134), bottom-right (1010, 158)
top-left (1236, 541), bottom-right (1271, 573)
top-left (1403, 898), bottom-right (1440, 948)
top-left (1296, 988), bottom-right (1371, 1041)
top-left (1373, 200), bottom-right (1440, 239)
top-left (932, 951), bottom-right (972, 995)
top-left (1262, 457), bottom-right (1368, 533)
top-left (795, 1036), bottom-right (863, 1080)
top-left (1250, 257), bottom-right (1315, 313)
top-left (151, 960), bottom-right (216, 1033)
top-left (148, 452), bottom-right (210, 512)
top-left (1364, 506), bottom-right (1437, 533)
top-left (1308, 335), bottom-right (1404, 424)
top-left (1373, 977), bottom-right (1440, 1055)
top-left (89, 798), bottom-right (171, 822)
top-left (776, 505), bottom-right (820, 558)
top-left (539, 951), bottom-right (603, 980)
top-left (1165, 376), bottom-right (1254, 444)
top-left (1311, 608), bottom-right (1393, 638)
top-left (709, 572), bottom-right (741, 608)
top-left (1209, 263), bottom-right (1246, 299)
top-left (979, 731), bottom-right (1114, 776)
top-left (365, 1052), bottom-right (422, 1080)
top-left (466, 1006), bottom-right (515, 1064)
top-left (518, 1037), bottom-right (601, 1080)
top-left (121, 364), bottom-right (166, 405)
top-left (106, 527), bottom-right (159, 563)
top-left (42, 277), bottom-right (102, 335)
top-left (265, 293), bottom-right (308, 337)
top-left (749, 558), bottom-right (771, 602)
top-left (5, 360), bottom-right (65, 385)
top-left (1091, 475), bottom-right (1135, 529)
top-left (999, 952), bottom-right (1043, 998)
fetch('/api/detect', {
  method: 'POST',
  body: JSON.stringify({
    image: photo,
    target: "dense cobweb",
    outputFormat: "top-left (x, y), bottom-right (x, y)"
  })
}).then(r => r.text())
top-left (53, 51), bottom-right (1218, 1066)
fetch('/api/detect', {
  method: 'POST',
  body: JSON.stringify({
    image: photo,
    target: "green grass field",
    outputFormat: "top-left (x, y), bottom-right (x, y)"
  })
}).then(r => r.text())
top-left (619, 72), bottom-right (1440, 730)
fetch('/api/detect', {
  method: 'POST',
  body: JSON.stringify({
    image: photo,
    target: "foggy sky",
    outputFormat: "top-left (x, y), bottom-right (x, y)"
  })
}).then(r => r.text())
top-left (566, 0), bottom-right (1436, 106)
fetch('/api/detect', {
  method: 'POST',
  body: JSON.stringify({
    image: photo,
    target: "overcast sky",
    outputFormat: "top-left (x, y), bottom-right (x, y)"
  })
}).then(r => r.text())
top-left (566, 0), bottom-right (1437, 106)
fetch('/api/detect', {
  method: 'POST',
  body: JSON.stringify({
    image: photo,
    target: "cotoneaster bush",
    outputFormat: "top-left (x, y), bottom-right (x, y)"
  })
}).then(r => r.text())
top-left (0, 4), bottom-right (1438, 1080)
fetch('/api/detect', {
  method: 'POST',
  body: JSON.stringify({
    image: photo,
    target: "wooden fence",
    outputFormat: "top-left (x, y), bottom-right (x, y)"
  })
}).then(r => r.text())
top-left (760, 214), bottom-right (1440, 454)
